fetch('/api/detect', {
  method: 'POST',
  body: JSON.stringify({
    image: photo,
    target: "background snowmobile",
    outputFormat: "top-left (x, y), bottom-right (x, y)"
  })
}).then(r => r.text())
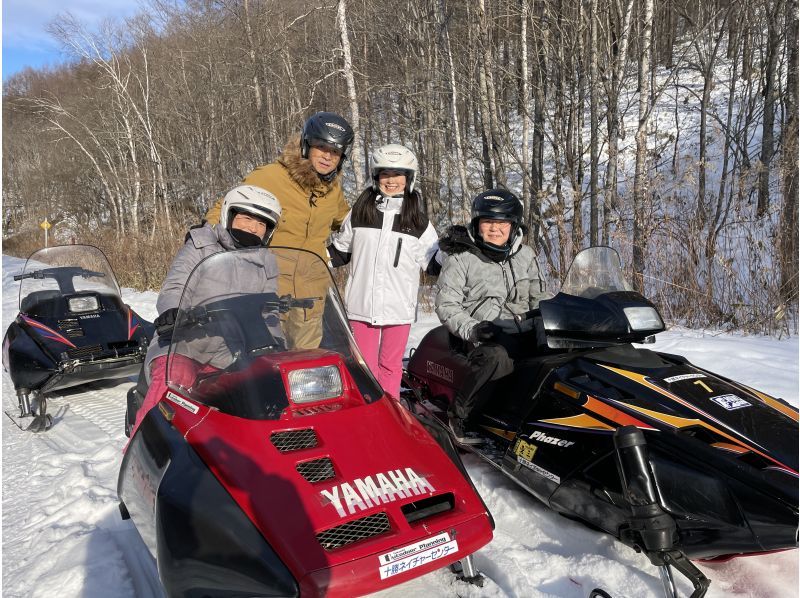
top-left (3, 244), bottom-right (153, 432)
top-left (403, 246), bottom-right (798, 598)
top-left (118, 247), bottom-right (494, 598)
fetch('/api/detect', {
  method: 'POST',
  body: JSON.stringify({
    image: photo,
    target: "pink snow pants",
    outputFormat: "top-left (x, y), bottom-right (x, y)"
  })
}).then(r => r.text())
top-left (350, 320), bottom-right (411, 399)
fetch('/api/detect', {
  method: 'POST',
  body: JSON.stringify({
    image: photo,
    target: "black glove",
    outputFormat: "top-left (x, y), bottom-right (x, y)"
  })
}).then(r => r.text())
top-left (470, 320), bottom-right (500, 343)
top-left (154, 308), bottom-right (179, 337)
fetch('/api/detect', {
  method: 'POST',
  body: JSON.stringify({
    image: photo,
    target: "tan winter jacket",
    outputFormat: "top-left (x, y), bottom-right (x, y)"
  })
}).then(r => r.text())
top-left (205, 134), bottom-right (350, 260)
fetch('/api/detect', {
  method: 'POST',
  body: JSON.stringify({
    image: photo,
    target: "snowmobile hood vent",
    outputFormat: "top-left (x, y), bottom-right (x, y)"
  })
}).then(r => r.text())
top-left (270, 429), bottom-right (318, 452)
top-left (317, 512), bottom-right (391, 551)
top-left (401, 492), bottom-right (455, 524)
top-left (58, 319), bottom-right (84, 337)
top-left (66, 344), bottom-right (102, 359)
top-left (296, 457), bottom-right (335, 483)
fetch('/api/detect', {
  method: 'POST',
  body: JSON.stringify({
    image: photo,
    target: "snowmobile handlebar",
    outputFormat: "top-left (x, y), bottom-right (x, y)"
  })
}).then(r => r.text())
top-left (14, 267), bottom-right (106, 282)
top-left (176, 293), bottom-right (318, 327)
top-left (262, 295), bottom-right (320, 313)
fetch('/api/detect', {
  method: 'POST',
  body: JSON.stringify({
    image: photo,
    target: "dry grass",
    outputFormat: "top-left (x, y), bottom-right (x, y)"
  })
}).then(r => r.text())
top-left (3, 224), bottom-right (185, 292)
top-left (4, 223), bottom-right (795, 336)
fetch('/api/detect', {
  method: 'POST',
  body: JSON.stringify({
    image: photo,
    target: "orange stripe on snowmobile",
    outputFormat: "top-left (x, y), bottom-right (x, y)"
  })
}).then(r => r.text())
top-left (480, 426), bottom-right (517, 441)
top-left (612, 403), bottom-right (699, 428)
top-left (600, 365), bottom-right (798, 476)
top-left (618, 399), bottom-right (797, 473)
top-left (582, 395), bottom-right (657, 429)
top-left (745, 388), bottom-right (799, 423)
top-left (711, 442), bottom-right (750, 454)
top-left (539, 413), bottom-right (614, 431)
top-left (554, 382), bottom-right (581, 399)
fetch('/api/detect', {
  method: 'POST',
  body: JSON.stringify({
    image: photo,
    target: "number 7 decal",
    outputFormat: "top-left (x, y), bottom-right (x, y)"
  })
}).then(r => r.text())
top-left (693, 379), bottom-right (713, 393)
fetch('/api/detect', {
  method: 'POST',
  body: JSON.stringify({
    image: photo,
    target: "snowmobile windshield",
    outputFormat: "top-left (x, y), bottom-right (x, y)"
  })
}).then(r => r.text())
top-left (560, 246), bottom-right (633, 299)
top-left (539, 246), bottom-right (664, 347)
top-left (166, 247), bottom-right (383, 419)
top-left (17, 245), bottom-right (122, 315)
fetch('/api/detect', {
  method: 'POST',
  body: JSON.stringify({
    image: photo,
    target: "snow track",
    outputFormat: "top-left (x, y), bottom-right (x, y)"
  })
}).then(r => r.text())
top-left (2, 368), bottom-right (163, 598)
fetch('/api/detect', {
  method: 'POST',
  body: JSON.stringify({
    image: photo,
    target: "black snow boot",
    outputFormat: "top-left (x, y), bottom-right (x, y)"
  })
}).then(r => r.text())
top-left (448, 416), bottom-right (481, 445)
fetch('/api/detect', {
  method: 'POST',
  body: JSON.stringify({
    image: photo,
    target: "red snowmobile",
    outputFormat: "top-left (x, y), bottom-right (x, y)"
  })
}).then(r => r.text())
top-left (118, 247), bottom-right (493, 597)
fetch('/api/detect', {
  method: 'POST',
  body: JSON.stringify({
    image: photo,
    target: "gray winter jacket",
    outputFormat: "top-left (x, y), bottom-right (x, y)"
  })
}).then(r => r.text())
top-left (157, 224), bottom-right (238, 314)
top-left (145, 224), bottom-right (281, 379)
top-left (435, 225), bottom-right (547, 342)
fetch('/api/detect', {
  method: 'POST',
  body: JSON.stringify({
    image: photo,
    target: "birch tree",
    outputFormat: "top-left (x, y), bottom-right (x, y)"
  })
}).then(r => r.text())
top-left (337, 0), bottom-right (364, 191)
top-left (632, 0), bottom-right (654, 293)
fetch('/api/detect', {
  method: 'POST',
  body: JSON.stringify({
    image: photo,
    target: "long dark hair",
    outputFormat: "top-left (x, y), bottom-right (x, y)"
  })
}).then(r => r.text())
top-left (351, 186), bottom-right (427, 233)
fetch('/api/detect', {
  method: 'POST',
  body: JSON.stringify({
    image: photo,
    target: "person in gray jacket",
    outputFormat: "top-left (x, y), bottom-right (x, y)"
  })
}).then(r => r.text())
top-left (129, 185), bottom-right (283, 438)
top-left (435, 189), bottom-right (547, 443)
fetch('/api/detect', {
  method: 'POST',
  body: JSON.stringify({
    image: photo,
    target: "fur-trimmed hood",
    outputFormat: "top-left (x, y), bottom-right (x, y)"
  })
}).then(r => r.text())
top-left (277, 133), bottom-right (343, 195)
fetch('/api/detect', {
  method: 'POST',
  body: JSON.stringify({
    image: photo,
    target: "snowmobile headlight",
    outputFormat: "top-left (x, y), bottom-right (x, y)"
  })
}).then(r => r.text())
top-left (287, 365), bottom-right (343, 403)
top-left (68, 296), bottom-right (99, 313)
top-left (624, 306), bottom-right (663, 331)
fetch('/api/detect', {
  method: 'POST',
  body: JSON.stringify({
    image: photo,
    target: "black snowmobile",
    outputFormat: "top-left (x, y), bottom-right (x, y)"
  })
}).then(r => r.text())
top-left (3, 244), bottom-right (154, 431)
top-left (403, 246), bottom-right (798, 598)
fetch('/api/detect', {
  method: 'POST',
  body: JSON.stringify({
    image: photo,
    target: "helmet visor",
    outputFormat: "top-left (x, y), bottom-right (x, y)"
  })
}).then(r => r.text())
top-left (309, 138), bottom-right (345, 155)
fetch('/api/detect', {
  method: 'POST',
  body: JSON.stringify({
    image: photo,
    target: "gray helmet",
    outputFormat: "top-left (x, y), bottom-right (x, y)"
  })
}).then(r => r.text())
top-left (370, 144), bottom-right (419, 193)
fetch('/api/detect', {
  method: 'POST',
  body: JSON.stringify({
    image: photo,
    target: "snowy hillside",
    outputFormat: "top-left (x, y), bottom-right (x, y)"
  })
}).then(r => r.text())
top-left (2, 253), bottom-right (797, 598)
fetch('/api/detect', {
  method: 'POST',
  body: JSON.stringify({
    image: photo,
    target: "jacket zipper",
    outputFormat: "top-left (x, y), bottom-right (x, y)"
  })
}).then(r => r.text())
top-left (502, 261), bottom-right (524, 332)
top-left (393, 238), bottom-right (403, 267)
top-left (469, 297), bottom-right (490, 317)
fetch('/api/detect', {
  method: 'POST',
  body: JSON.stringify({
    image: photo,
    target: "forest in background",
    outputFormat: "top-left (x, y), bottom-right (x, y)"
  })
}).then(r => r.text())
top-left (2, 0), bottom-right (797, 335)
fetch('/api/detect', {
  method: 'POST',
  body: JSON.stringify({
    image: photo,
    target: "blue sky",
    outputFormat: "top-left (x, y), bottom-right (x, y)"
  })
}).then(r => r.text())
top-left (2, 0), bottom-right (143, 81)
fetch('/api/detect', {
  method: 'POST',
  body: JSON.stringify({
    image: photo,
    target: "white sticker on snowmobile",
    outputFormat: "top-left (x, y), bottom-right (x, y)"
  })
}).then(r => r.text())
top-left (530, 430), bottom-right (575, 448)
top-left (711, 394), bottom-right (751, 410)
top-left (426, 360), bottom-right (453, 383)
top-left (516, 455), bottom-right (560, 484)
top-left (320, 468), bottom-right (436, 518)
top-left (379, 532), bottom-right (451, 565)
top-left (166, 391), bottom-right (199, 414)
top-left (378, 536), bottom-right (459, 579)
top-left (663, 373), bottom-right (706, 383)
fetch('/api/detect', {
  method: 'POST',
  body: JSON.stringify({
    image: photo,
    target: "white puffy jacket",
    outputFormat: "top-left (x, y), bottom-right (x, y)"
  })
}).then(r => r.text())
top-left (331, 195), bottom-right (439, 325)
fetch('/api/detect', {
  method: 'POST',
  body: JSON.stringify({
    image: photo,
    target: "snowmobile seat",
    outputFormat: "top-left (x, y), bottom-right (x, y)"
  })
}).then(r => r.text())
top-left (20, 290), bottom-right (65, 318)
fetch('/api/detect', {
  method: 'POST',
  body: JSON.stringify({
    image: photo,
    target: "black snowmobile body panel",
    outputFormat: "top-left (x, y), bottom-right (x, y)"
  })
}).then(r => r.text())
top-left (404, 246), bottom-right (799, 569)
top-left (119, 408), bottom-right (300, 597)
top-left (2, 246), bottom-right (154, 396)
top-left (406, 328), bottom-right (798, 560)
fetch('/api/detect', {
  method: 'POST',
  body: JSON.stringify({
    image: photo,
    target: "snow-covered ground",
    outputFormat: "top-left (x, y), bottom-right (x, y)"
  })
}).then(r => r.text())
top-left (2, 253), bottom-right (797, 597)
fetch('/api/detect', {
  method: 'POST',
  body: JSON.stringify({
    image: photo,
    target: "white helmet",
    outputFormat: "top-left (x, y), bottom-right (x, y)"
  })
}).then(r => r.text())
top-left (370, 144), bottom-right (419, 193)
top-left (220, 185), bottom-right (282, 246)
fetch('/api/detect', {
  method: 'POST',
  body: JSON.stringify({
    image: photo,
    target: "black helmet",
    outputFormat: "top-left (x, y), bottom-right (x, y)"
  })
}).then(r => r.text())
top-left (300, 111), bottom-right (354, 167)
top-left (469, 188), bottom-right (525, 261)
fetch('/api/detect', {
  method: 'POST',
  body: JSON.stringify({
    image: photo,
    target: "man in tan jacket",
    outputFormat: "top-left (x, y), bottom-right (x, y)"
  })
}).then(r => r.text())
top-left (205, 112), bottom-right (354, 349)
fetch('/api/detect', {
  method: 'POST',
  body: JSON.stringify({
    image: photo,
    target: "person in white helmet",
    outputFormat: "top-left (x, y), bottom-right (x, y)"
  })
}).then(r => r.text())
top-left (328, 144), bottom-right (440, 400)
top-left (128, 185), bottom-right (283, 438)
